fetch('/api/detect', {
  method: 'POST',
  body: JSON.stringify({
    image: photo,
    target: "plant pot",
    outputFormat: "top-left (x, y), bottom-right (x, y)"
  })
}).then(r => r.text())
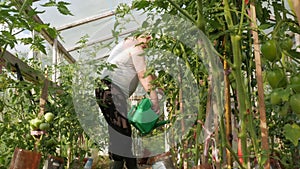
top-left (9, 147), bottom-right (42, 169)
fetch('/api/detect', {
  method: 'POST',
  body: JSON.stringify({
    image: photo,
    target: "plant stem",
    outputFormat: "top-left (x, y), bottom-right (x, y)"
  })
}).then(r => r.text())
top-left (196, 0), bottom-right (205, 32)
top-left (225, 141), bottom-right (246, 169)
top-left (166, 0), bottom-right (197, 26)
top-left (238, 0), bottom-right (246, 35)
top-left (223, 0), bottom-right (249, 166)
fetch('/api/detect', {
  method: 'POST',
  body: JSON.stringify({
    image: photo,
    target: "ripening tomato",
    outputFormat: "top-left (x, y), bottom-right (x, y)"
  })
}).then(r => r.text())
top-left (261, 40), bottom-right (281, 62)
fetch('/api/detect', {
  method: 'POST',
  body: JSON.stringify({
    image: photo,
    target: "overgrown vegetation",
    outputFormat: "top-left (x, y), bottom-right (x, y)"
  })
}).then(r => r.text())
top-left (1, 0), bottom-right (300, 168)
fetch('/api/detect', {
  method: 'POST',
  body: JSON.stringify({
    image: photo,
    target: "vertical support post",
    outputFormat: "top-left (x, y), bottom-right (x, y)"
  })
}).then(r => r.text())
top-left (28, 30), bottom-right (39, 60)
top-left (291, 0), bottom-right (300, 52)
top-left (164, 101), bottom-right (170, 152)
top-left (250, 2), bottom-right (270, 169)
top-left (224, 60), bottom-right (232, 168)
top-left (292, 0), bottom-right (300, 25)
top-left (52, 39), bottom-right (58, 83)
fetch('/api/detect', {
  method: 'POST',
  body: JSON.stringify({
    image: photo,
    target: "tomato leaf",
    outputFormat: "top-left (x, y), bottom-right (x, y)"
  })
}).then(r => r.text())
top-left (259, 23), bottom-right (273, 30)
top-left (41, 0), bottom-right (56, 7)
top-left (46, 27), bottom-right (58, 39)
top-left (132, 0), bottom-right (150, 10)
top-left (283, 123), bottom-right (300, 146)
top-left (57, 3), bottom-right (73, 16)
top-left (285, 49), bottom-right (300, 59)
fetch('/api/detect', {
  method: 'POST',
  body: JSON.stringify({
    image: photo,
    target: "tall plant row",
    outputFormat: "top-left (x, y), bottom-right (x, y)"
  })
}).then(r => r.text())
top-left (0, 0), bottom-right (104, 168)
top-left (127, 0), bottom-right (300, 168)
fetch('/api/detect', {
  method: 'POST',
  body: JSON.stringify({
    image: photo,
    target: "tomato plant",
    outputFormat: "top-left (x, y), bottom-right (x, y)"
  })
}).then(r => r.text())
top-left (1, 0), bottom-right (300, 168)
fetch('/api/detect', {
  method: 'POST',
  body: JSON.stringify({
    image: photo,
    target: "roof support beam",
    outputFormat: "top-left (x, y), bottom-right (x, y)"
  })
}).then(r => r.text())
top-left (0, 50), bottom-right (45, 83)
top-left (67, 28), bottom-right (137, 52)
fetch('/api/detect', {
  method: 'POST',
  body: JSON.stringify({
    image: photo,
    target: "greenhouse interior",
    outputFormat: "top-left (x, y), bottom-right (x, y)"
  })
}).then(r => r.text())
top-left (1, 0), bottom-right (300, 169)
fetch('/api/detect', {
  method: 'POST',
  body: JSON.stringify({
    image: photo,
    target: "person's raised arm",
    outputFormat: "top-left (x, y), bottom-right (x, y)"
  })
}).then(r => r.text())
top-left (137, 70), bottom-right (160, 114)
top-left (129, 37), bottom-right (160, 114)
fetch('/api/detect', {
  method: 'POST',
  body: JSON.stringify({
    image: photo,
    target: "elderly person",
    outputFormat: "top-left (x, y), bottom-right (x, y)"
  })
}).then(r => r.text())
top-left (95, 35), bottom-right (159, 169)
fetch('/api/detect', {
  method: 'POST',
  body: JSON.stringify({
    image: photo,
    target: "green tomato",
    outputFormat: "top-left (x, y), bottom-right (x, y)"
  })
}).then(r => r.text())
top-left (261, 40), bottom-right (281, 62)
top-left (30, 118), bottom-right (43, 129)
top-left (39, 122), bottom-right (50, 131)
top-left (280, 38), bottom-right (293, 51)
top-left (290, 94), bottom-right (300, 114)
top-left (270, 91), bottom-right (282, 105)
top-left (266, 69), bottom-right (287, 89)
top-left (290, 74), bottom-right (300, 93)
top-left (44, 112), bottom-right (55, 122)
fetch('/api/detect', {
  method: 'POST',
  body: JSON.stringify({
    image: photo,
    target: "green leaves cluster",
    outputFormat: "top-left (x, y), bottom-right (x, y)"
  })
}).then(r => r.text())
top-left (41, 0), bottom-right (73, 16)
top-left (0, 0), bottom-right (72, 55)
top-left (0, 1), bottom-right (96, 168)
top-left (121, 0), bottom-right (300, 168)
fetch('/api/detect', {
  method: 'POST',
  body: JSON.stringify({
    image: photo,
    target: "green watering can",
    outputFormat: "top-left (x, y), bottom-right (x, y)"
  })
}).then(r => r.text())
top-left (127, 98), bottom-right (169, 135)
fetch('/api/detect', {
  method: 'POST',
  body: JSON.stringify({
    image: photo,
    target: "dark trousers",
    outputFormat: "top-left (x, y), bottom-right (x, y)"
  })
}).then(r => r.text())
top-left (95, 79), bottom-right (138, 169)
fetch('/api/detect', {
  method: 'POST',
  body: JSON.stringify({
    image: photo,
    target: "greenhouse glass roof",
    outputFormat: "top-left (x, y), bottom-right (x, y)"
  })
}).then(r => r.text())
top-left (29, 0), bottom-right (142, 62)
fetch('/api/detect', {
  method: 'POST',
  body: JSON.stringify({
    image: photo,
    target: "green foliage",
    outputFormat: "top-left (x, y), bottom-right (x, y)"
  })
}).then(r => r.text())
top-left (1, 0), bottom-right (300, 168)
top-left (283, 123), bottom-right (300, 146)
top-left (41, 0), bottom-right (73, 16)
top-left (0, 0), bottom-right (71, 56)
top-left (127, 0), bottom-right (300, 168)
top-left (0, 62), bottom-right (100, 168)
top-left (0, 0), bottom-right (99, 168)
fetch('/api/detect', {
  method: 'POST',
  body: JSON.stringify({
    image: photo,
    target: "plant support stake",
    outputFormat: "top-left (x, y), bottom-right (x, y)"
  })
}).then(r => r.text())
top-left (250, 2), bottom-right (270, 169)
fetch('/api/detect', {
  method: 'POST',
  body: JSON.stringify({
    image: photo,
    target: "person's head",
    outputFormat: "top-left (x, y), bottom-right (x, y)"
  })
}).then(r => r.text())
top-left (135, 33), bottom-right (152, 48)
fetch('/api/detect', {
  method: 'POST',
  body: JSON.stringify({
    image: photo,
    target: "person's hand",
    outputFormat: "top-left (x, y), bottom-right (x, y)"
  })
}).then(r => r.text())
top-left (157, 88), bottom-right (164, 97)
